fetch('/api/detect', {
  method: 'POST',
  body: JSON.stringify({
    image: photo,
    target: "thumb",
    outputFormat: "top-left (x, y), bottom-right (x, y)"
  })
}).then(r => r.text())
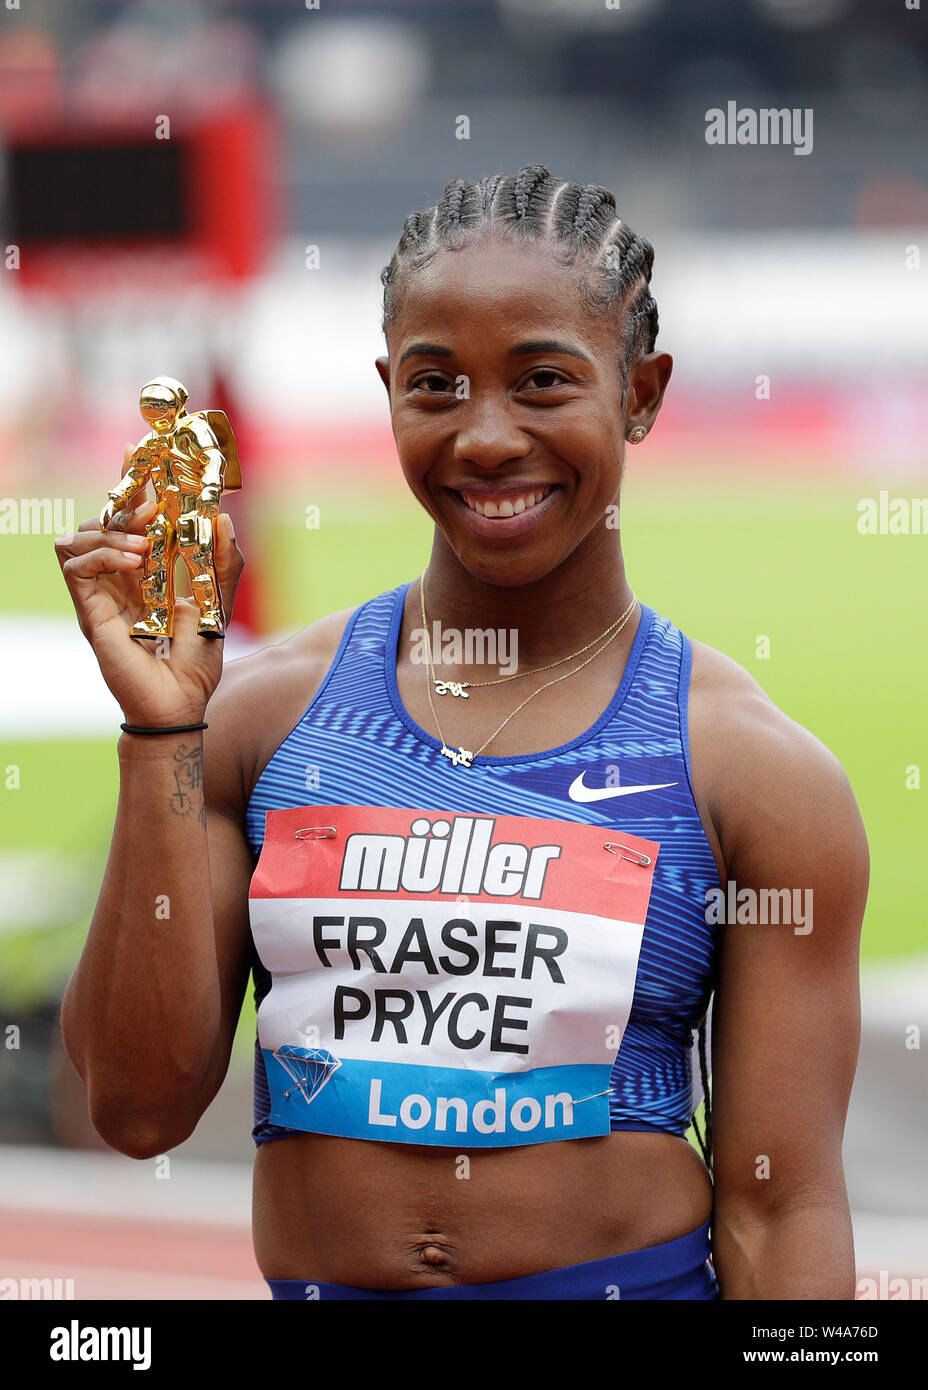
top-left (216, 511), bottom-right (244, 619)
top-left (222, 511), bottom-right (239, 556)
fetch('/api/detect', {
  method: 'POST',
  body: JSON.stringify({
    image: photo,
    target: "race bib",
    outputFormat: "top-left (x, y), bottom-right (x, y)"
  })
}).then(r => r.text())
top-left (249, 805), bottom-right (658, 1148)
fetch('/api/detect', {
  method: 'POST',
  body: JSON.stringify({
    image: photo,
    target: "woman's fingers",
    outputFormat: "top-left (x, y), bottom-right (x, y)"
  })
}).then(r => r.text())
top-left (111, 496), bottom-right (158, 535)
top-left (55, 519), bottom-right (148, 614)
top-left (78, 496), bottom-right (157, 537)
top-left (57, 539), bottom-right (143, 607)
top-left (62, 528), bottom-right (148, 554)
top-left (61, 546), bottom-right (144, 580)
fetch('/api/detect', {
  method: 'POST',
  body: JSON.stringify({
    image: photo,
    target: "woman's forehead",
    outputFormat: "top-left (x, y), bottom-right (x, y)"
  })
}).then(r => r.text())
top-left (389, 237), bottom-right (619, 349)
top-left (405, 234), bottom-right (576, 298)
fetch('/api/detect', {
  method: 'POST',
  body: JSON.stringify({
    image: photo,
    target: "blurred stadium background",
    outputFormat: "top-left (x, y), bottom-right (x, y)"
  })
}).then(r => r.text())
top-left (0, 0), bottom-right (925, 1299)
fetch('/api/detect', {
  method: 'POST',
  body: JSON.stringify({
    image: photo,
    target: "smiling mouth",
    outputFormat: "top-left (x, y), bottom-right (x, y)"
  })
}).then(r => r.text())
top-left (452, 484), bottom-right (557, 519)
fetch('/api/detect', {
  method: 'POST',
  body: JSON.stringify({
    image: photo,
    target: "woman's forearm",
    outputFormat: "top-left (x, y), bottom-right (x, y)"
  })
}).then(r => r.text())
top-left (60, 730), bottom-right (221, 1153)
top-left (713, 1200), bottom-right (857, 1300)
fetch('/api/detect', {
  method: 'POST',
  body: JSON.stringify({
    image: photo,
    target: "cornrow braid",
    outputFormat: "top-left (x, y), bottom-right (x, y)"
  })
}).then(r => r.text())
top-left (480, 172), bottom-right (504, 214)
top-left (381, 163), bottom-right (659, 382)
top-left (435, 177), bottom-right (484, 248)
top-left (571, 182), bottom-right (615, 246)
top-left (513, 162), bottom-right (556, 227)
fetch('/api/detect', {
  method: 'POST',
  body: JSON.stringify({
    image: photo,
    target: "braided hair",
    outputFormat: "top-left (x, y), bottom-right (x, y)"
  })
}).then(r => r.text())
top-left (380, 163), bottom-right (659, 390)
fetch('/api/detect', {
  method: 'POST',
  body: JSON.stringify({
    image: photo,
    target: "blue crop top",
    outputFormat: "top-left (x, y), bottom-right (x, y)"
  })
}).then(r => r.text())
top-left (244, 582), bottom-right (720, 1148)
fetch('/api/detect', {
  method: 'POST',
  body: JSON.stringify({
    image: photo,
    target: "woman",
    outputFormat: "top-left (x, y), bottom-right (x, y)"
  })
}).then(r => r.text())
top-left (56, 165), bottom-right (868, 1300)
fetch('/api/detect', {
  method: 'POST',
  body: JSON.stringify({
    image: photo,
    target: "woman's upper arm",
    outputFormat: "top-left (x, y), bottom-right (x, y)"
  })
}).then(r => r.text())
top-left (698, 670), bottom-right (869, 1224)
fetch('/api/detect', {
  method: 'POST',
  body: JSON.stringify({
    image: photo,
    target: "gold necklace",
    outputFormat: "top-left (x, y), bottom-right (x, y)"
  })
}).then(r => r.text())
top-left (419, 572), bottom-right (636, 699)
top-left (418, 577), bottom-right (639, 768)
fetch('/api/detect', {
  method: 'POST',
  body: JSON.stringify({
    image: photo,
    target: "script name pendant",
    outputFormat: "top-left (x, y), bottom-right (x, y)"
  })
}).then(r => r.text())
top-left (434, 680), bottom-right (469, 698)
top-left (440, 744), bottom-right (474, 768)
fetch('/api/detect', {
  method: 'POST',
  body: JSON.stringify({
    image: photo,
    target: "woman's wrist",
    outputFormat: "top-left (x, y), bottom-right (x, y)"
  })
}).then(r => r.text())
top-left (117, 711), bottom-right (209, 757)
top-left (120, 719), bottom-right (208, 736)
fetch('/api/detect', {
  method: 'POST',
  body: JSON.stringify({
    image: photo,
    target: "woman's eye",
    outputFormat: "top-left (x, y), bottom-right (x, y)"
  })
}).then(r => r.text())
top-left (413, 373), bottom-right (453, 393)
top-left (524, 369), bottom-right (564, 390)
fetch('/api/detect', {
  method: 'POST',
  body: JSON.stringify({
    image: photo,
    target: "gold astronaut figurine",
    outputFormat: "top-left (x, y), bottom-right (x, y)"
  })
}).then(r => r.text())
top-left (99, 376), bottom-right (242, 640)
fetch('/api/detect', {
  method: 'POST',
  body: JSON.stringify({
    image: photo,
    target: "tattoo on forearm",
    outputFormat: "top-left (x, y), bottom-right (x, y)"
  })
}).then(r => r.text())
top-left (168, 742), bottom-right (206, 827)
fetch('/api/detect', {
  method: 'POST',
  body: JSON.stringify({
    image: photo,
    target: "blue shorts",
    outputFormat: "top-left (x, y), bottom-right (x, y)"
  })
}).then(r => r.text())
top-left (265, 1219), bottom-right (719, 1300)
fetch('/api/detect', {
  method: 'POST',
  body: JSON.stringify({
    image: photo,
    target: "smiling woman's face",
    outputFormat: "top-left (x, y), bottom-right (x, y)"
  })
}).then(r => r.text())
top-left (378, 233), bottom-right (648, 589)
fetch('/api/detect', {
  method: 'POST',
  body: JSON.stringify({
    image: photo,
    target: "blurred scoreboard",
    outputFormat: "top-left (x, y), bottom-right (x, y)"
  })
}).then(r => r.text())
top-left (2, 104), bottom-right (277, 293)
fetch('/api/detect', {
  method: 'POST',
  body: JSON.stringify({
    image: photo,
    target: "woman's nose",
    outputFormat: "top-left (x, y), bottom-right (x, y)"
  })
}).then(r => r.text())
top-left (451, 400), bottom-right (532, 468)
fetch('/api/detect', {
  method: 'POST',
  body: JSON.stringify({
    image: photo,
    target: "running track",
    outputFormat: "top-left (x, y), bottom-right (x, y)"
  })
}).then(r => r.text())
top-left (1, 1145), bottom-right (924, 1301)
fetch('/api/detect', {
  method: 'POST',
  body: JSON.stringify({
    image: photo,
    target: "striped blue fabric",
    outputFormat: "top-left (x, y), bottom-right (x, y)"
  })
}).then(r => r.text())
top-left (245, 581), bottom-right (720, 1143)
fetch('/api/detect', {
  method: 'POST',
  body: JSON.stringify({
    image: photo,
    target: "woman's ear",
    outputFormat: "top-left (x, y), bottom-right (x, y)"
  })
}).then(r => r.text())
top-left (375, 356), bottom-right (391, 395)
top-left (625, 351), bottom-right (673, 433)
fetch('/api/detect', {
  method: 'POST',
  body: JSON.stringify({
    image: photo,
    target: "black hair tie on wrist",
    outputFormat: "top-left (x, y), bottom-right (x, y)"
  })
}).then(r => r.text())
top-left (120, 721), bottom-right (208, 735)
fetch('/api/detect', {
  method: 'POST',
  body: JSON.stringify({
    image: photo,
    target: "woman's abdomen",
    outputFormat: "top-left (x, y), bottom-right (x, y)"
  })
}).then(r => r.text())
top-left (253, 1128), bottom-right (712, 1287)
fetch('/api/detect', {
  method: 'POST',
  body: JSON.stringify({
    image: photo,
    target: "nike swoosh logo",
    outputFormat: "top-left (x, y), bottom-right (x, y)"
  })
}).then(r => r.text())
top-left (568, 772), bottom-right (678, 803)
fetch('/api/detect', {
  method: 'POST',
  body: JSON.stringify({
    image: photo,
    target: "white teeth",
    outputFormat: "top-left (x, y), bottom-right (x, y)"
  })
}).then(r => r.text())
top-left (460, 485), bottom-right (553, 518)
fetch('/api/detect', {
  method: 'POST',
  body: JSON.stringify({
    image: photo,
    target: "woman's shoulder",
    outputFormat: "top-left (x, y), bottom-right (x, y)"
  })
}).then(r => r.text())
top-left (688, 635), bottom-right (835, 765)
top-left (687, 636), bottom-right (867, 878)
top-left (220, 603), bottom-right (360, 699)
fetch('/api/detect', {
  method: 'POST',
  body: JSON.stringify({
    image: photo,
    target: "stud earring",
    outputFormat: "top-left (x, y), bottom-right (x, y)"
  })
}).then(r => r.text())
top-left (627, 425), bottom-right (648, 444)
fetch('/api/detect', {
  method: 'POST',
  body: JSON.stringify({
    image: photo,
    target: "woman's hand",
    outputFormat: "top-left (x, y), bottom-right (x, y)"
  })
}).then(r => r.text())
top-left (55, 446), bottom-right (245, 728)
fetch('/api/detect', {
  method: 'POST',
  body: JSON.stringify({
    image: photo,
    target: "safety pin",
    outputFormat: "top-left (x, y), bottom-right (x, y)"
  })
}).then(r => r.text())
top-left (294, 826), bottom-right (337, 840)
top-left (604, 842), bottom-right (652, 867)
top-left (572, 1087), bottom-right (615, 1105)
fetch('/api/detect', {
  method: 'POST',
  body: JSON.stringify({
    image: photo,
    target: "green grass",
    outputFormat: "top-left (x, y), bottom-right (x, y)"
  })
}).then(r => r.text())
top-left (251, 485), bottom-right (434, 634)
top-left (620, 475), bottom-right (927, 962)
top-left (2, 472), bottom-right (925, 1029)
